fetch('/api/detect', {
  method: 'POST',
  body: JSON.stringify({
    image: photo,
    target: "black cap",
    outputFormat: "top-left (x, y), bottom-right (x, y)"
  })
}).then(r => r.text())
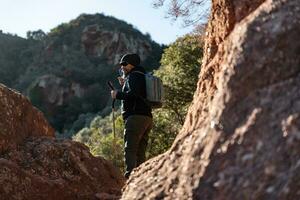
top-left (119, 53), bottom-right (140, 66)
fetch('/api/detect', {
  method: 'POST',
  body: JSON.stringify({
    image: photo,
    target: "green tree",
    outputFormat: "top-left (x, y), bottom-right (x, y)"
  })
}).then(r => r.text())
top-left (157, 34), bottom-right (203, 124)
top-left (26, 30), bottom-right (46, 41)
top-left (147, 33), bottom-right (203, 158)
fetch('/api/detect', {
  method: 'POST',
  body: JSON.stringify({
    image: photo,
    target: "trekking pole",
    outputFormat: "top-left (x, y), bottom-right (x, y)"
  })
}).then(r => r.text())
top-left (107, 81), bottom-right (117, 164)
top-left (107, 81), bottom-right (116, 140)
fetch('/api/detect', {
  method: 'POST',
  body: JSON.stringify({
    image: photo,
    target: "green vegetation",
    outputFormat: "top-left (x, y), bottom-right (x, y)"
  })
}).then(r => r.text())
top-left (0, 33), bottom-right (40, 87)
top-left (148, 34), bottom-right (203, 158)
top-left (73, 110), bottom-right (125, 171)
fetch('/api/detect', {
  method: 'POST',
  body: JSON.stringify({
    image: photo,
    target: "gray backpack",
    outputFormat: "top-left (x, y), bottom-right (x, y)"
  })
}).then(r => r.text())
top-left (132, 71), bottom-right (164, 109)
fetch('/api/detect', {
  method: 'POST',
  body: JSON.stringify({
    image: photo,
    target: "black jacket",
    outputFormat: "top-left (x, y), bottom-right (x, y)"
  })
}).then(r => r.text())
top-left (116, 66), bottom-right (152, 120)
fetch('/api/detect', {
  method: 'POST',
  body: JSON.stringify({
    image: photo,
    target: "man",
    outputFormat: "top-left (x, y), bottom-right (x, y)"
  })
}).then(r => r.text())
top-left (110, 53), bottom-right (153, 178)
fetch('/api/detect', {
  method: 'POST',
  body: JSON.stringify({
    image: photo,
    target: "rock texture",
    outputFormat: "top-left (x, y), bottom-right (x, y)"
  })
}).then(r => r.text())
top-left (0, 137), bottom-right (125, 200)
top-left (32, 74), bottom-right (86, 106)
top-left (0, 84), bottom-right (125, 199)
top-left (0, 84), bottom-right (54, 151)
top-left (82, 24), bottom-right (153, 65)
top-left (122, 0), bottom-right (300, 199)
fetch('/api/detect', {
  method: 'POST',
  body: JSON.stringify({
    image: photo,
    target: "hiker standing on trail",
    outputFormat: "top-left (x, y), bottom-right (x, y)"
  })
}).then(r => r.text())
top-left (110, 53), bottom-right (153, 179)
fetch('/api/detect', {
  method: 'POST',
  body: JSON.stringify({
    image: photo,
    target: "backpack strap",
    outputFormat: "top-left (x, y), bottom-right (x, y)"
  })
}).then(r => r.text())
top-left (128, 71), bottom-right (152, 109)
top-left (131, 71), bottom-right (145, 76)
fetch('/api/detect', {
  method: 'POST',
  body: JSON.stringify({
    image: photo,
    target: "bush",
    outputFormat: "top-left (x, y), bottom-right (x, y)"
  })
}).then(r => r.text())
top-left (73, 111), bottom-right (125, 172)
top-left (147, 33), bottom-right (204, 158)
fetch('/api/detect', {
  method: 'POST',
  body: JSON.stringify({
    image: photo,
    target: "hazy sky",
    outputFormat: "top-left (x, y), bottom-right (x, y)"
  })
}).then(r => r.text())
top-left (0, 0), bottom-right (203, 45)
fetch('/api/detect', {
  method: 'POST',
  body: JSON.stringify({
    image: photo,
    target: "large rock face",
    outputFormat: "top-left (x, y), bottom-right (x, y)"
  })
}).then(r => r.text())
top-left (122, 0), bottom-right (300, 199)
top-left (81, 24), bottom-right (153, 65)
top-left (32, 74), bottom-right (86, 106)
top-left (0, 84), bottom-right (125, 199)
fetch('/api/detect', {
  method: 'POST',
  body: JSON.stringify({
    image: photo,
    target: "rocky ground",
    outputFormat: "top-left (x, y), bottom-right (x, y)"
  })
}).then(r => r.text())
top-left (0, 84), bottom-right (125, 200)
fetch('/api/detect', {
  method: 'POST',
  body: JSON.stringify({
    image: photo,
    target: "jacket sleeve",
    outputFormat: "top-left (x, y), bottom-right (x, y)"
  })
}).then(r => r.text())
top-left (115, 73), bottom-right (144, 100)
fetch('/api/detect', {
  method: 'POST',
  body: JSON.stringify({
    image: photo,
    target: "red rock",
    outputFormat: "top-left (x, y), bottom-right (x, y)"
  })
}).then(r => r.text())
top-left (122, 0), bottom-right (300, 199)
top-left (0, 84), bottom-right (54, 152)
top-left (0, 84), bottom-right (125, 199)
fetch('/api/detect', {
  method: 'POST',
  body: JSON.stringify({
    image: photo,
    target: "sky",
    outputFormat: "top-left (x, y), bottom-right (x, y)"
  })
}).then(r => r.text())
top-left (0, 0), bottom-right (202, 45)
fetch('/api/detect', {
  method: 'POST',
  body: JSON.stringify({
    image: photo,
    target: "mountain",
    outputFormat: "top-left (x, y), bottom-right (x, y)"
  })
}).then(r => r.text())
top-left (0, 32), bottom-right (38, 86)
top-left (0, 13), bottom-right (164, 135)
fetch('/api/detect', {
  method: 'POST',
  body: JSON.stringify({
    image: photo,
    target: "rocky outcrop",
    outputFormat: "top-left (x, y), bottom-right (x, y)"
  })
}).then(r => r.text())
top-left (122, 0), bottom-right (300, 199)
top-left (31, 74), bottom-right (85, 106)
top-left (0, 84), bottom-right (125, 199)
top-left (0, 84), bottom-right (54, 151)
top-left (0, 137), bottom-right (125, 200)
top-left (81, 24), bottom-right (152, 65)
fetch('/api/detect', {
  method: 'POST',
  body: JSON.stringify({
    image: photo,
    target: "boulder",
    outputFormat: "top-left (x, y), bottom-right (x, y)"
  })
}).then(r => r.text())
top-left (0, 84), bottom-right (125, 199)
top-left (122, 0), bottom-right (300, 199)
top-left (0, 84), bottom-right (54, 152)
top-left (0, 137), bottom-right (125, 200)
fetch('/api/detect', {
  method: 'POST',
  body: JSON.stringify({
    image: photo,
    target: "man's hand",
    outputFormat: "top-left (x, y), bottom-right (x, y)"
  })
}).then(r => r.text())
top-left (111, 90), bottom-right (117, 99)
top-left (118, 76), bottom-right (125, 86)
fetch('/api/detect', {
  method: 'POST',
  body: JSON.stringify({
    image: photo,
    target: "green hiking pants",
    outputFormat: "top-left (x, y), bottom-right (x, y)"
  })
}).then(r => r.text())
top-left (124, 115), bottom-right (153, 177)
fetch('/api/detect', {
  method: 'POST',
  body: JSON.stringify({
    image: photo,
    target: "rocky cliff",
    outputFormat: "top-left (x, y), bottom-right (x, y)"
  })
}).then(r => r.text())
top-left (122, 0), bottom-right (300, 199)
top-left (0, 84), bottom-right (125, 200)
top-left (81, 24), bottom-right (154, 65)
